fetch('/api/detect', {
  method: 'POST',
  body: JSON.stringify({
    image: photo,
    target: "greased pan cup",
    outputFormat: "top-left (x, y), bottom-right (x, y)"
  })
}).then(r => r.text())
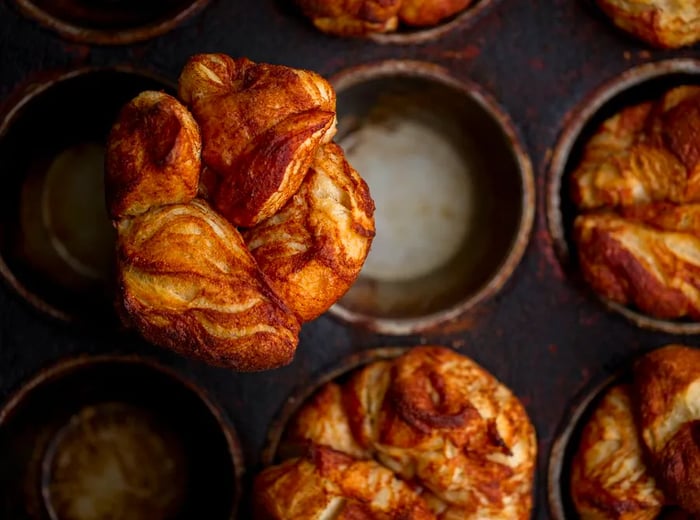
top-left (12, 0), bottom-right (210, 45)
top-left (0, 354), bottom-right (243, 520)
top-left (258, 345), bottom-right (537, 520)
top-left (0, 67), bottom-right (170, 325)
top-left (547, 58), bottom-right (700, 335)
top-left (327, 60), bottom-right (535, 335)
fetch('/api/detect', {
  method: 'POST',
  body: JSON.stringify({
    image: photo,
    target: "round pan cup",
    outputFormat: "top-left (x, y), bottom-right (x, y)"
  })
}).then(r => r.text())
top-left (327, 60), bottom-right (535, 336)
top-left (0, 67), bottom-right (172, 325)
top-left (0, 355), bottom-right (244, 520)
top-left (12, 0), bottom-right (210, 45)
top-left (547, 349), bottom-right (691, 520)
top-left (546, 58), bottom-right (700, 335)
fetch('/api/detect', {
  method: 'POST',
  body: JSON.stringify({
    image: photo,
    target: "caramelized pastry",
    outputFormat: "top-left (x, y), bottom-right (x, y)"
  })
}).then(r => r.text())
top-left (105, 53), bottom-right (375, 371)
top-left (570, 384), bottom-right (664, 520)
top-left (254, 445), bottom-right (436, 520)
top-left (578, 102), bottom-right (653, 165)
top-left (595, 0), bottom-right (700, 49)
top-left (116, 200), bottom-right (300, 371)
top-left (634, 345), bottom-right (700, 514)
top-left (178, 53), bottom-right (337, 227)
top-left (105, 91), bottom-right (201, 220)
top-left (571, 144), bottom-right (686, 210)
top-left (621, 202), bottom-right (700, 237)
top-left (398, 0), bottom-right (472, 26)
top-left (244, 143), bottom-right (375, 321)
top-left (571, 85), bottom-right (700, 322)
top-left (294, 0), bottom-right (470, 36)
top-left (283, 346), bottom-right (537, 520)
top-left (574, 212), bottom-right (700, 320)
top-left (294, 0), bottom-right (401, 36)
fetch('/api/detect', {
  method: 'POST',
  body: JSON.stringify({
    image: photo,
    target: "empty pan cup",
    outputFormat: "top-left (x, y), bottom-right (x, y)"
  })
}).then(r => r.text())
top-left (328, 60), bottom-right (535, 335)
top-left (0, 354), bottom-right (244, 520)
top-left (12, 0), bottom-right (211, 45)
top-left (0, 66), bottom-right (171, 325)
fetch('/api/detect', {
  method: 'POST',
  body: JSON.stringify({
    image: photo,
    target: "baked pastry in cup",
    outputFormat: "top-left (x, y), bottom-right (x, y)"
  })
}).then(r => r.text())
top-left (595, 0), bottom-right (700, 49)
top-left (569, 344), bottom-right (700, 518)
top-left (254, 444), bottom-right (436, 519)
top-left (259, 346), bottom-right (537, 519)
top-left (634, 345), bottom-right (700, 515)
top-left (570, 384), bottom-right (664, 519)
top-left (569, 87), bottom-right (700, 323)
top-left (105, 54), bottom-right (375, 371)
top-left (294, 0), bottom-right (472, 37)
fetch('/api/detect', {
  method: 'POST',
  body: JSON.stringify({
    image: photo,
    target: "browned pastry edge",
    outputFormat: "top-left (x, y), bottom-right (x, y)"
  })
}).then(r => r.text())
top-left (634, 345), bottom-right (700, 514)
top-left (115, 200), bottom-right (301, 372)
top-left (105, 90), bottom-right (201, 220)
top-left (595, 0), bottom-right (700, 49)
top-left (574, 213), bottom-right (700, 320)
top-left (244, 142), bottom-right (376, 322)
top-left (570, 384), bottom-right (664, 520)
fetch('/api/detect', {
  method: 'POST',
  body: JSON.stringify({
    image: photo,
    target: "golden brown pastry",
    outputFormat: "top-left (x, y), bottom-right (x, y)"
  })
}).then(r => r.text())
top-left (254, 445), bottom-right (436, 520)
top-left (294, 0), bottom-right (401, 36)
top-left (397, 0), bottom-right (472, 26)
top-left (105, 53), bottom-right (375, 371)
top-left (595, 0), bottom-right (700, 49)
top-left (105, 91), bottom-right (202, 220)
top-left (178, 53), bottom-right (337, 228)
top-left (634, 345), bottom-right (700, 515)
top-left (282, 346), bottom-right (537, 520)
top-left (115, 200), bottom-right (300, 371)
top-left (571, 144), bottom-right (686, 209)
top-left (244, 143), bottom-right (375, 321)
top-left (574, 212), bottom-right (700, 320)
top-left (570, 86), bottom-right (700, 322)
top-left (294, 0), bottom-right (471, 37)
top-left (570, 384), bottom-right (664, 520)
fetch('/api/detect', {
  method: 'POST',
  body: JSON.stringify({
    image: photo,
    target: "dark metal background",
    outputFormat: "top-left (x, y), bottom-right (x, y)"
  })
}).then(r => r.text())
top-left (1, 0), bottom-right (698, 517)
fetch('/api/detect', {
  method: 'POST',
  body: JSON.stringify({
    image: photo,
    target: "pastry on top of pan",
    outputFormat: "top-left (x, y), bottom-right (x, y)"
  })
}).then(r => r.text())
top-left (105, 53), bottom-right (375, 371)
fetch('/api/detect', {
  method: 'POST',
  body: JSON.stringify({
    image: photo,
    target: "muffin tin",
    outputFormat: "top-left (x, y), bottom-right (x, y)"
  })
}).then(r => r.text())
top-left (1, 0), bottom-right (700, 518)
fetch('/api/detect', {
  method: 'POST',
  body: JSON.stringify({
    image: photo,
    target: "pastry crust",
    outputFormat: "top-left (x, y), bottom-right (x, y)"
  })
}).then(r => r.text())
top-left (116, 200), bottom-right (300, 371)
top-left (570, 86), bottom-right (700, 322)
top-left (281, 346), bottom-right (537, 520)
top-left (294, 0), bottom-right (470, 36)
top-left (254, 445), bottom-right (436, 520)
top-left (244, 143), bottom-right (375, 321)
top-left (570, 384), bottom-right (664, 520)
top-left (105, 91), bottom-right (201, 220)
top-left (105, 54), bottom-right (375, 371)
top-left (634, 345), bottom-right (700, 514)
top-left (595, 0), bottom-right (700, 49)
top-left (574, 212), bottom-right (700, 320)
top-left (294, 0), bottom-right (401, 36)
top-left (178, 53), bottom-right (337, 227)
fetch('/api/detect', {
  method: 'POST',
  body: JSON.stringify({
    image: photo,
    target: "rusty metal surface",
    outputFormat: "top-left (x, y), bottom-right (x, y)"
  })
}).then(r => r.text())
top-left (1, 0), bottom-right (698, 517)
